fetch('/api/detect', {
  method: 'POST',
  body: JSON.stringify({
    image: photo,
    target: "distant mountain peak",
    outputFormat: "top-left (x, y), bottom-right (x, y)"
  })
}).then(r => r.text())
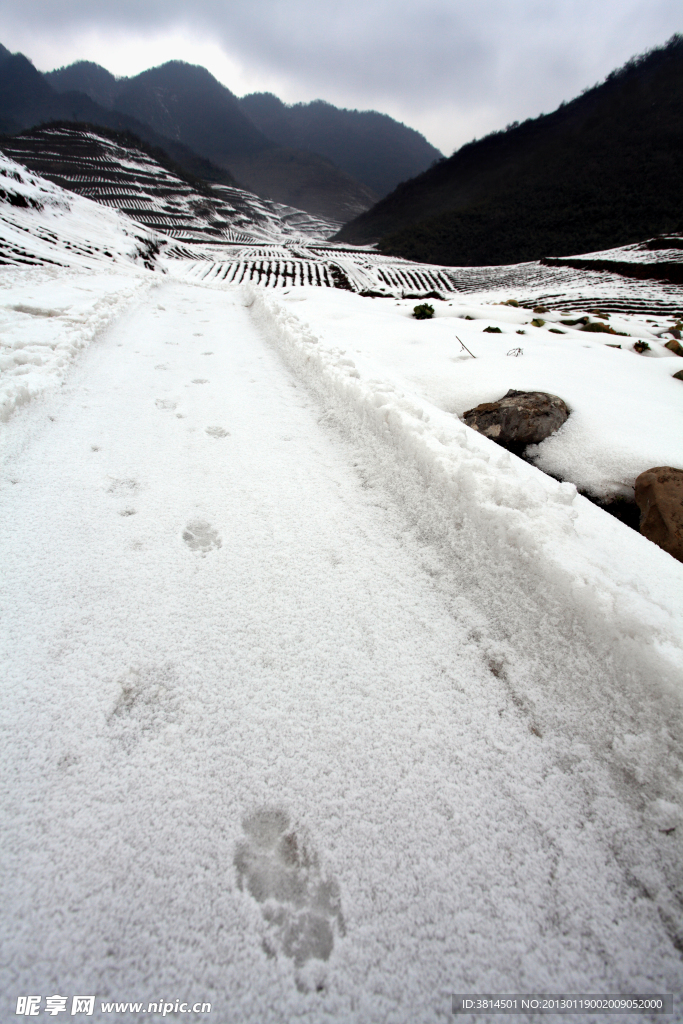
top-left (113, 61), bottom-right (269, 157)
top-left (45, 60), bottom-right (120, 109)
top-left (239, 92), bottom-right (441, 197)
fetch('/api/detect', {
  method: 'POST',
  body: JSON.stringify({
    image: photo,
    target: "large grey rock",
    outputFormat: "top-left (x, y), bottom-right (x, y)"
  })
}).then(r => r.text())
top-left (634, 466), bottom-right (683, 562)
top-left (462, 390), bottom-right (569, 452)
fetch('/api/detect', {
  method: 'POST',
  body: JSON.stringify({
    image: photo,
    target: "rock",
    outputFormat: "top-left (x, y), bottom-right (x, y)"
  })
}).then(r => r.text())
top-left (673, 369), bottom-right (683, 381)
top-left (634, 467), bottom-right (683, 562)
top-left (664, 338), bottom-right (683, 356)
top-left (462, 390), bottom-right (570, 452)
top-left (582, 321), bottom-right (618, 335)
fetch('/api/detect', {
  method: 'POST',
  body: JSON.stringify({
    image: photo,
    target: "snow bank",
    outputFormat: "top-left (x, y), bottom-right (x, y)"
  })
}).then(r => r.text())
top-left (246, 283), bottom-right (683, 792)
top-left (0, 268), bottom-right (153, 421)
top-left (260, 289), bottom-right (683, 500)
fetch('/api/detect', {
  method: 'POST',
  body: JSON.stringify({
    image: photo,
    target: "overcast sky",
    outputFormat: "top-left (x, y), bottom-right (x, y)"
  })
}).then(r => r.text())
top-left (0, 0), bottom-right (680, 153)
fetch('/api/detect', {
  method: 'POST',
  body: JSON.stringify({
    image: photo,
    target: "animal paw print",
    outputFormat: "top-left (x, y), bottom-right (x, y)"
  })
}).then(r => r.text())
top-left (182, 519), bottom-right (221, 553)
top-left (234, 808), bottom-right (345, 974)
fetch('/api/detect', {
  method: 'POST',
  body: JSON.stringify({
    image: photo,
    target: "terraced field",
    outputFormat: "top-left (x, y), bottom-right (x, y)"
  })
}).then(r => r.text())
top-left (0, 126), bottom-right (339, 246)
top-left (3, 125), bottom-right (683, 319)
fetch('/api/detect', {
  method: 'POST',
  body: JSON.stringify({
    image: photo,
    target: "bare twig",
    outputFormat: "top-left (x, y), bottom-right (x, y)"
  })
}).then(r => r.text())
top-left (455, 335), bottom-right (476, 358)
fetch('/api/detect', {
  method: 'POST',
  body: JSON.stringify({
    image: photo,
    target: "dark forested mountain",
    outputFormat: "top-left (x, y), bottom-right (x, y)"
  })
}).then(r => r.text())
top-left (1, 47), bottom-right (422, 221)
top-left (110, 62), bottom-right (377, 220)
top-left (336, 35), bottom-right (683, 265)
top-left (45, 60), bottom-right (119, 109)
top-left (0, 52), bottom-right (65, 134)
top-left (223, 147), bottom-right (377, 222)
top-left (113, 62), bottom-right (269, 160)
top-left (238, 93), bottom-right (441, 197)
top-left (0, 54), bottom-right (237, 185)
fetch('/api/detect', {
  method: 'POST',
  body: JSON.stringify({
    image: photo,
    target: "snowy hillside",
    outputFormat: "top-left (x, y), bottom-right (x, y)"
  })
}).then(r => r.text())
top-left (0, 151), bottom-right (159, 420)
top-left (1, 143), bottom-right (683, 1023)
top-left (1, 125), bottom-right (341, 244)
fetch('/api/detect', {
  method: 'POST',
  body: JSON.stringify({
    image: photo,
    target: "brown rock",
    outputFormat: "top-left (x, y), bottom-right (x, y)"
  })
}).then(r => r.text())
top-left (462, 390), bottom-right (570, 453)
top-left (634, 466), bottom-right (683, 562)
top-left (664, 338), bottom-right (683, 356)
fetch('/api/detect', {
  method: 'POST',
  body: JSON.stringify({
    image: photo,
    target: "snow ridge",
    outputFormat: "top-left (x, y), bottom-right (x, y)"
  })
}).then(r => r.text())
top-left (247, 283), bottom-right (683, 798)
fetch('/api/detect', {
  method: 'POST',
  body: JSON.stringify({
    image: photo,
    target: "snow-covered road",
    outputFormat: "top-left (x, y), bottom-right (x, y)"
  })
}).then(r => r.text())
top-left (2, 282), bottom-right (682, 1022)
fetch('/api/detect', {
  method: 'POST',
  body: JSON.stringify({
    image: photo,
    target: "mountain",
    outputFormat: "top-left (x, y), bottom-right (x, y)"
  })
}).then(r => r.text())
top-left (0, 123), bottom-right (340, 248)
top-left (113, 61), bottom-right (268, 159)
top-left (0, 52), bottom-right (66, 134)
top-left (336, 35), bottom-right (683, 266)
top-left (3, 48), bottom-right (415, 222)
top-left (238, 93), bottom-right (441, 197)
top-left (45, 60), bottom-right (119, 108)
top-left (0, 53), bottom-right (238, 186)
top-left (110, 62), bottom-right (377, 220)
top-left (224, 147), bottom-right (377, 222)
top-left (39, 58), bottom-right (377, 220)
top-left (43, 61), bottom-right (439, 201)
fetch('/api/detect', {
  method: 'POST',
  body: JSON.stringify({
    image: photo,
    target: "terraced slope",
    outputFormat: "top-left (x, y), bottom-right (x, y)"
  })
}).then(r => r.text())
top-left (544, 236), bottom-right (683, 285)
top-left (0, 125), bottom-right (339, 246)
top-left (0, 147), bottom-right (160, 271)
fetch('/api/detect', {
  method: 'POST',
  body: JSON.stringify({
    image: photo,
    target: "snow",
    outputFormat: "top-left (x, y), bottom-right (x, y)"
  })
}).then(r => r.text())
top-left (0, 268), bottom-right (152, 421)
top-left (2, 156), bottom-right (683, 1023)
top-left (2, 126), bottom-right (341, 246)
top-left (259, 288), bottom-right (683, 499)
top-left (0, 152), bottom-right (156, 420)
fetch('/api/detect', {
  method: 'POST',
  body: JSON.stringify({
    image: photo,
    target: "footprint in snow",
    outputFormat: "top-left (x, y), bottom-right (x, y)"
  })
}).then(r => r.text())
top-left (107, 477), bottom-right (138, 495)
top-left (155, 398), bottom-right (177, 411)
top-left (107, 664), bottom-right (180, 752)
top-left (234, 807), bottom-right (345, 986)
top-left (205, 426), bottom-right (230, 438)
top-left (182, 519), bottom-right (221, 553)
top-left (192, 378), bottom-right (209, 384)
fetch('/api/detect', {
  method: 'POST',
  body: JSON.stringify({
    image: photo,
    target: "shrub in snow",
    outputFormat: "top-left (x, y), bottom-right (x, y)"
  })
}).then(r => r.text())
top-left (531, 318), bottom-right (546, 327)
top-left (412, 303), bottom-right (434, 320)
top-left (483, 326), bottom-right (502, 333)
top-left (633, 340), bottom-right (651, 354)
top-left (581, 321), bottom-right (624, 336)
top-left (463, 390), bottom-right (570, 454)
top-left (634, 467), bottom-right (683, 562)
